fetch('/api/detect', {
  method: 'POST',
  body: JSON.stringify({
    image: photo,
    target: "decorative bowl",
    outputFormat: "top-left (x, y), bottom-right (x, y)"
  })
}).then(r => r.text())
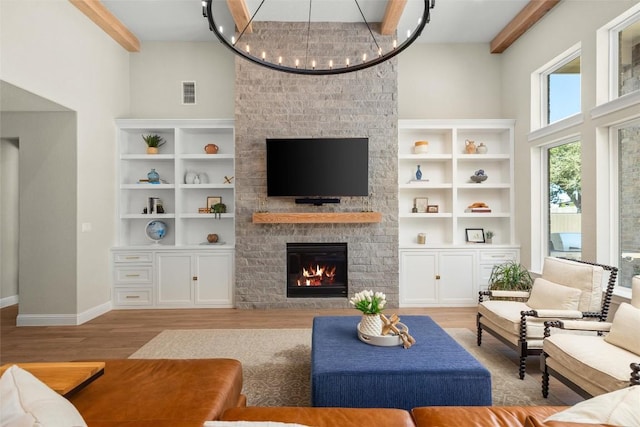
top-left (357, 322), bottom-right (409, 347)
top-left (470, 175), bottom-right (488, 183)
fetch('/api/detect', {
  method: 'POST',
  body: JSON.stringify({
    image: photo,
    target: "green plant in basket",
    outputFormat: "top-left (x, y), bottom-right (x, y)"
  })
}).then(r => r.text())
top-left (142, 134), bottom-right (165, 148)
top-left (350, 290), bottom-right (387, 315)
top-left (488, 260), bottom-right (533, 291)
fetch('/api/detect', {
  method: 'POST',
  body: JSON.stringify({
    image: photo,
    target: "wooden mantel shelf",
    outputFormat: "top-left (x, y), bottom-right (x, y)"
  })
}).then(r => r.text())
top-left (252, 212), bottom-right (382, 224)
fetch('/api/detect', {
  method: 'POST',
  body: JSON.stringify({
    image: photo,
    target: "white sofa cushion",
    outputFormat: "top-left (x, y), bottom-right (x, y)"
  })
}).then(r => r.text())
top-left (541, 257), bottom-right (604, 312)
top-left (544, 385), bottom-right (640, 425)
top-left (604, 302), bottom-right (640, 356)
top-left (527, 278), bottom-right (582, 310)
top-left (0, 365), bottom-right (87, 427)
top-left (544, 334), bottom-right (638, 395)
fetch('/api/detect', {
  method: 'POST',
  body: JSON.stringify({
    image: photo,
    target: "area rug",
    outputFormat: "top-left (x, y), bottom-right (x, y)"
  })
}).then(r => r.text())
top-left (130, 328), bottom-right (564, 407)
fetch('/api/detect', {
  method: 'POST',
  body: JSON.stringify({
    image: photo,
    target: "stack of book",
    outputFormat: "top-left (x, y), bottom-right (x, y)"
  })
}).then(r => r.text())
top-left (465, 207), bottom-right (492, 213)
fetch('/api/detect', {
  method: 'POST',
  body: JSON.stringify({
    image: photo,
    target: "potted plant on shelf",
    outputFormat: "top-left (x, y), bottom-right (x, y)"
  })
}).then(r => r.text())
top-left (488, 261), bottom-right (533, 297)
top-left (142, 134), bottom-right (165, 154)
top-left (485, 230), bottom-right (494, 243)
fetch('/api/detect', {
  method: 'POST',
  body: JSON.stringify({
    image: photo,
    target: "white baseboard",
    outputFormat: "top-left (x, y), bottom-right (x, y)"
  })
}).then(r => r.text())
top-left (16, 301), bottom-right (113, 326)
top-left (0, 295), bottom-right (19, 308)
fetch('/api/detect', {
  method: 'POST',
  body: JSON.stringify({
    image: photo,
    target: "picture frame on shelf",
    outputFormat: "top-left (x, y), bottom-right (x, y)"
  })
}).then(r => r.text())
top-left (415, 197), bottom-right (428, 213)
top-left (207, 196), bottom-right (222, 211)
top-left (427, 205), bottom-right (439, 213)
top-left (465, 228), bottom-right (485, 243)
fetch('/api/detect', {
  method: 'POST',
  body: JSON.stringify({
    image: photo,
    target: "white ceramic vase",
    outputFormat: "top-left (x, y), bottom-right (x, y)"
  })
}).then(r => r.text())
top-left (360, 314), bottom-right (382, 336)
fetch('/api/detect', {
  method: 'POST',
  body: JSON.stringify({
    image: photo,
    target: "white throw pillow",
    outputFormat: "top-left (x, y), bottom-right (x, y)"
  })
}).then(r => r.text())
top-left (545, 385), bottom-right (640, 426)
top-left (527, 278), bottom-right (582, 310)
top-left (604, 302), bottom-right (640, 356)
top-left (0, 365), bottom-right (87, 427)
top-left (204, 422), bottom-right (311, 427)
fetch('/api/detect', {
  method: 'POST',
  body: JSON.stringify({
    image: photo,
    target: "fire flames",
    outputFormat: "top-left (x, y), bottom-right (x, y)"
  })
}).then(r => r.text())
top-left (297, 264), bottom-right (337, 286)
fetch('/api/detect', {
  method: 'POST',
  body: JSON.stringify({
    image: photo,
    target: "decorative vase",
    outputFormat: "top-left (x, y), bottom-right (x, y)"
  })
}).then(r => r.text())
top-left (415, 165), bottom-right (422, 181)
top-left (476, 142), bottom-right (488, 154)
top-left (359, 314), bottom-right (382, 336)
top-left (204, 144), bottom-right (219, 154)
top-left (147, 168), bottom-right (160, 183)
top-left (146, 147), bottom-right (158, 155)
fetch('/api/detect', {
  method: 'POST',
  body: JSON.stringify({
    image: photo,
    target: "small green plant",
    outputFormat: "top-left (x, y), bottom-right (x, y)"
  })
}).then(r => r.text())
top-left (485, 230), bottom-right (495, 239)
top-left (142, 134), bottom-right (165, 148)
top-left (488, 261), bottom-right (533, 291)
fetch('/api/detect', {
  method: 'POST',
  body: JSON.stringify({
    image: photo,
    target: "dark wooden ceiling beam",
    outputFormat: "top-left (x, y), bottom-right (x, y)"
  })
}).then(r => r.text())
top-left (69, 0), bottom-right (140, 52)
top-left (490, 0), bottom-right (560, 54)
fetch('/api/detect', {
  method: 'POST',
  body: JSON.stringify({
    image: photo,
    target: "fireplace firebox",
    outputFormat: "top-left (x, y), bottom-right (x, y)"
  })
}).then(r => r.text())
top-left (287, 243), bottom-right (348, 298)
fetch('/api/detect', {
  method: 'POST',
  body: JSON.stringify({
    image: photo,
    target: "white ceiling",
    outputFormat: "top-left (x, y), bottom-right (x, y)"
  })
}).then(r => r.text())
top-left (101, 0), bottom-right (530, 44)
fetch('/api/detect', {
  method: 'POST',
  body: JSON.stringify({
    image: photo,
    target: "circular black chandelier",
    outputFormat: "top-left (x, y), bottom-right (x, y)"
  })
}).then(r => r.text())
top-left (203, 0), bottom-right (435, 75)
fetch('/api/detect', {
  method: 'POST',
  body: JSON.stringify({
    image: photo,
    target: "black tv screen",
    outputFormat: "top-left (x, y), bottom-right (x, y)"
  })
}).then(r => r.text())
top-left (266, 137), bottom-right (369, 197)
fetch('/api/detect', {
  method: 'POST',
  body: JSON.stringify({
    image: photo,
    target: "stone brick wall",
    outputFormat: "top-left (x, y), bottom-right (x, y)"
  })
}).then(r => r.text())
top-left (619, 126), bottom-right (640, 286)
top-left (234, 22), bottom-right (399, 308)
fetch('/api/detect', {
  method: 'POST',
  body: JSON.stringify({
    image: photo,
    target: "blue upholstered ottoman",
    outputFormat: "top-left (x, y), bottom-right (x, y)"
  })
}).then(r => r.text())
top-left (311, 315), bottom-right (491, 410)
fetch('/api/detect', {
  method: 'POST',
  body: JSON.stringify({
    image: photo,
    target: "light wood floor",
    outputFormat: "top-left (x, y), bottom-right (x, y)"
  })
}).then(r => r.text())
top-left (0, 304), bottom-right (582, 404)
top-left (0, 305), bottom-right (477, 364)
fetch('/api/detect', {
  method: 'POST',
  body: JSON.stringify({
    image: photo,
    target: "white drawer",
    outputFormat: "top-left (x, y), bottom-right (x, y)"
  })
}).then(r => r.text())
top-left (479, 250), bottom-right (518, 263)
top-left (114, 266), bottom-right (153, 284)
top-left (114, 288), bottom-right (153, 306)
top-left (113, 252), bottom-right (153, 263)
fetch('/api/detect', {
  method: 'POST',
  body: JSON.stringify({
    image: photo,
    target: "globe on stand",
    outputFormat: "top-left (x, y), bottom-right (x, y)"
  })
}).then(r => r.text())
top-left (145, 220), bottom-right (167, 244)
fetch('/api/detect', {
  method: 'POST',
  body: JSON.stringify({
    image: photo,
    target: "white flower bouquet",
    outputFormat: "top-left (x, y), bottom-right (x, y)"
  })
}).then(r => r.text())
top-left (349, 290), bottom-right (387, 315)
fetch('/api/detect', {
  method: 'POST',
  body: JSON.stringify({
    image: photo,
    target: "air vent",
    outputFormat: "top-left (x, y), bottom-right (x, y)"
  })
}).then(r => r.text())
top-left (182, 81), bottom-right (196, 105)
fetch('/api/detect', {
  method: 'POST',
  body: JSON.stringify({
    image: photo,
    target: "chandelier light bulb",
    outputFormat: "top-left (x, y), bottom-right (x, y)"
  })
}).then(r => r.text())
top-left (362, 53), bottom-right (367, 62)
top-left (262, 51), bottom-right (266, 60)
top-left (295, 59), bottom-right (299, 68)
top-left (407, 29), bottom-right (411, 39)
top-left (231, 36), bottom-right (235, 45)
top-left (201, 0), bottom-right (206, 6)
top-left (278, 56), bottom-right (282, 65)
top-left (329, 60), bottom-right (333, 69)
top-left (393, 40), bottom-right (397, 49)
top-left (378, 47), bottom-right (382, 57)
top-left (219, 26), bottom-right (223, 34)
top-left (312, 60), bottom-right (316, 69)
top-left (346, 58), bottom-right (350, 67)
top-left (246, 44), bottom-right (250, 53)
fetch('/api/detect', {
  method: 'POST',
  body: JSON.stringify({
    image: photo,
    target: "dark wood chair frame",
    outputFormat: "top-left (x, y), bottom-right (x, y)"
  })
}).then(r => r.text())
top-left (476, 258), bottom-right (618, 380)
top-left (541, 320), bottom-right (640, 398)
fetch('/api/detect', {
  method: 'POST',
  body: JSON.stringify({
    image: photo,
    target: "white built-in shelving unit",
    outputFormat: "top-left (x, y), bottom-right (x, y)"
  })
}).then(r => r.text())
top-left (398, 119), bottom-right (520, 307)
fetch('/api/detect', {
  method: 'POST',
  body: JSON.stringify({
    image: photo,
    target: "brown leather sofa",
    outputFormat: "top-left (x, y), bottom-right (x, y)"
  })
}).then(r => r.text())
top-left (219, 405), bottom-right (574, 427)
top-left (68, 359), bottom-right (244, 427)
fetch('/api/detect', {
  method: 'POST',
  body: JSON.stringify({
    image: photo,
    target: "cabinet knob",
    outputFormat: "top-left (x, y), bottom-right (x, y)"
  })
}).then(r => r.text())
top-left (436, 275), bottom-right (441, 280)
top-left (193, 276), bottom-right (198, 281)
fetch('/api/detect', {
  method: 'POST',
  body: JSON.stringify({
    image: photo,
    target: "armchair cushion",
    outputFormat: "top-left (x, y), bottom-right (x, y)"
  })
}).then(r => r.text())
top-left (544, 335), bottom-right (639, 396)
top-left (543, 385), bottom-right (640, 426)
top-left (604, 303), bottom-right (640, 356)
top-left (478, 301), bottom-right (547, 344)
top-left (527, 278), bottom-right (582, 310)
top-left (541, 257), bottom-right (604, 312)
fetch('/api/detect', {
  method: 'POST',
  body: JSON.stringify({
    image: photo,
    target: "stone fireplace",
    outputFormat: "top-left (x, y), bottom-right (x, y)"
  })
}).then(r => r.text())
top-left (287, 243), bottom-right (348, 298)
top-left (234, 22), bottom-right (399, 309)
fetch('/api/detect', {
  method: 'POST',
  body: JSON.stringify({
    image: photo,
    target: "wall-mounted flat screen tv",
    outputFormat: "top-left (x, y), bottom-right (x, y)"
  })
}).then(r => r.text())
top-left (266, 137), bottom-right (369, 198)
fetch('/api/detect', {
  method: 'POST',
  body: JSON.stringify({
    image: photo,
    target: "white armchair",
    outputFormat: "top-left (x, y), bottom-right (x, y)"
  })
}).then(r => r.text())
top-left (477, 257), bottom-right (618, 379)
top-left (542, 276), bottom-right (640, 398)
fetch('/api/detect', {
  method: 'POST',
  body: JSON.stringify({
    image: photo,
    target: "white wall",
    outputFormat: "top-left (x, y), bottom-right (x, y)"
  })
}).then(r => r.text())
top-left (399, 44), bottom-right (503, 119)
top-left (0, 0), bottom-right (130, 323)
top-left (1, 138), bottom-right (19, 306)
top-left (499, 0), bottom-right (638, 270)
top-left (129, 42), bottom-right (235, 119)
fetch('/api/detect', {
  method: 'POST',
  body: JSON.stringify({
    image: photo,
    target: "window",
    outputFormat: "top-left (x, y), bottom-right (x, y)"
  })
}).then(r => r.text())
top-left (616, 121), bottom-right (640, 288)
top-left (545, 56), bottom-right (581, 125)
top-left (545, 140), bottom-right (582, 260)
top-left (531, 44), bottom-right (582, 131)
top-left (613, 11), bottom-right (640, 98)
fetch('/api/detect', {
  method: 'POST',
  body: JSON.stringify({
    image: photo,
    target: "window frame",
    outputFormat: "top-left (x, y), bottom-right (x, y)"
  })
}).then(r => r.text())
top-left (608, 8), bottom-right (640, 101)
top-left (531, 43), bottom-right (582, 132)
